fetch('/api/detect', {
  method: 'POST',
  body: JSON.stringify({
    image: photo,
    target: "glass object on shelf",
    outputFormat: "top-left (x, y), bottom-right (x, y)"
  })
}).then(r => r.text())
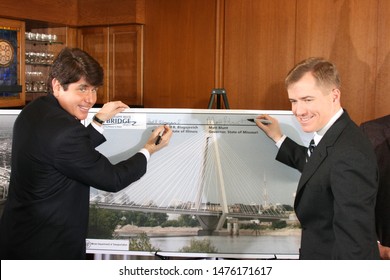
top-left (25, 51), bottom-right (54, 65)
top-left (25, 32), bottom-right (61, 44)
top-left (25, 71), bottom-right (46, 93)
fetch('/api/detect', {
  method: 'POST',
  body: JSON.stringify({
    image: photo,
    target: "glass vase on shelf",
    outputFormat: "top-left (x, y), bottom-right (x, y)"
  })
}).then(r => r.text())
top-left (25, 32), bottom-right (60, 44)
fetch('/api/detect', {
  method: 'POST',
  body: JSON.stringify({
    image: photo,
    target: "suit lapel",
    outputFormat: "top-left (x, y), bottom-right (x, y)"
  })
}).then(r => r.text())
top-left (296, 144), bottom-right (327, 193)
top-left (294, 111), bottom-right (350, 207)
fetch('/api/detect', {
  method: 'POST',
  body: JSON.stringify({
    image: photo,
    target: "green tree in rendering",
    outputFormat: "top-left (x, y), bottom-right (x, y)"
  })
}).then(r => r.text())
top-left (179, 238), bottom-right (218, 253)
top-left (129, 232), bottom-right (159, 252)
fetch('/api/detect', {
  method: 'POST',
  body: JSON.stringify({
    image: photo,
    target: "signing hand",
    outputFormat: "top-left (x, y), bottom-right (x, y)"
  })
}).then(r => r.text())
top-left (143, 125), bottom-right (173, 155)
top-left (255, 114), bottom-right (283, 143)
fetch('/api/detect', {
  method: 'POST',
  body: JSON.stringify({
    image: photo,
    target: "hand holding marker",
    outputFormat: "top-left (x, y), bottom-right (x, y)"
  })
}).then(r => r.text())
top-left (155, 128), bottom-right (165, 145)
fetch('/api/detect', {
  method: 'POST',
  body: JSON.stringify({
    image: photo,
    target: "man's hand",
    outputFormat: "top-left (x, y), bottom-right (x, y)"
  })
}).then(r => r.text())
top-left (378, 243), bottom-right (390, 260)
top-left (143, 125), bottom-right (173, 155)
top-left (255, 114), bottom-right (283, 143)
top-left (94, 101), bottom-right (129, 124)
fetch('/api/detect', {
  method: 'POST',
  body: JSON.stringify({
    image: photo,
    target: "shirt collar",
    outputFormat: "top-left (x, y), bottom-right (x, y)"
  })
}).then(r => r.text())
top-left (313, 108), bottom-right (344, 144)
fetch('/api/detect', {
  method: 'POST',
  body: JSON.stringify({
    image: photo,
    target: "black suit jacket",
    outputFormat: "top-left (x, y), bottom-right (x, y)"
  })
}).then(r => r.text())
top-left (0, 95), bottom-right (147, 259)
top-left (361, 115), bottom-right (390, 247)
top-left (276, 111), bottom-right (380, 259)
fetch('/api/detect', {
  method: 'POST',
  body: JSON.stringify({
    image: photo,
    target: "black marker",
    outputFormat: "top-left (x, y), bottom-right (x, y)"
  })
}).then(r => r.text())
top-left (155, 129), bottom-right (164, 145)
top-left (247, 118), bottom-right (272, 125)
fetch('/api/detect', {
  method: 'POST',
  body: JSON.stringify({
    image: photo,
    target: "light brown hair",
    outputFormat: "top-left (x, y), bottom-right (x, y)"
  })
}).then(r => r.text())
top-left (285, 57), bottom-right (341, 90)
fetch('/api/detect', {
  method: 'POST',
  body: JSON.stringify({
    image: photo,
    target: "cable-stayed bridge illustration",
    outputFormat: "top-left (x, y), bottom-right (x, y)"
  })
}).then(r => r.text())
top-left (89, 110), bottom-right (308, 233)
top-left (0, 109), bottom-right (305, 234)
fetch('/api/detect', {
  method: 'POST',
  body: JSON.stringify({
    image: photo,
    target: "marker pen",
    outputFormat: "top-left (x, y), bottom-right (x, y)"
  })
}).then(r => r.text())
top-left (247, 118), bottom-right (272, 125)
top-left (155, 129), bottom-right (164, 145)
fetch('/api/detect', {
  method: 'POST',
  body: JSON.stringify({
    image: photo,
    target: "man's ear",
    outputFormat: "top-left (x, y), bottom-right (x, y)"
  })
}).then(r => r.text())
top-left (331, 88), bottom-right (341, 102)
top-left (52, 78), bottom-right (61, 96)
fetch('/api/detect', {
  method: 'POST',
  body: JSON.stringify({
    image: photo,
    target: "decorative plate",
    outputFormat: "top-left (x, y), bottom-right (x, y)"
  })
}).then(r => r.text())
top-left (0, 39), bottom-right (14, 67)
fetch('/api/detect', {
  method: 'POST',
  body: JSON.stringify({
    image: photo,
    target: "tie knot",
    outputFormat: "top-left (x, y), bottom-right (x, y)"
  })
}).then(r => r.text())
top-left (309, 139), bottom-right (316, 154)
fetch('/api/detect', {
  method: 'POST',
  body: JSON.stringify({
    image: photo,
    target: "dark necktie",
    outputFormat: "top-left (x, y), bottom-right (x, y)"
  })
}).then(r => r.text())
top-left (306, 139), bottom-right (316, 161)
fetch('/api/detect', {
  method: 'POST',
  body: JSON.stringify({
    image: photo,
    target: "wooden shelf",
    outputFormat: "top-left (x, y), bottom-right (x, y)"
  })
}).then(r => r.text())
top-left (0, 85), bottom-right (23, 93)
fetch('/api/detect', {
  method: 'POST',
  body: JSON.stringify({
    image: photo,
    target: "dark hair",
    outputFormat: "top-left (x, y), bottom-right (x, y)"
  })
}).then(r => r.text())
top-left (285, 57), bottom-right (341, 90)
top-left (47, 47), bottom-right (104, 94)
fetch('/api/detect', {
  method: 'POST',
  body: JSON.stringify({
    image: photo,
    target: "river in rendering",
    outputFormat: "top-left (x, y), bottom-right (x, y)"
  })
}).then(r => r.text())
top-left (149, 235), bottom-right (300, 258)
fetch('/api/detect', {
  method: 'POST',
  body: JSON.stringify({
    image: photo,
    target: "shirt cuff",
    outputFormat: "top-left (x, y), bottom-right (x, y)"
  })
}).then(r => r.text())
top-left (275, 135), bottom-right (287, 148)
top-left (91, 121), bottom-right (104, 134)
top-left (139, 148), bottom-right (150, 162)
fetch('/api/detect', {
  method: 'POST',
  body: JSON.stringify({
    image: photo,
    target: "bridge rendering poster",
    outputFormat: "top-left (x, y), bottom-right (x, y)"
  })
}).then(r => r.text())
top-left (0, 109), bottom-right (313, 259)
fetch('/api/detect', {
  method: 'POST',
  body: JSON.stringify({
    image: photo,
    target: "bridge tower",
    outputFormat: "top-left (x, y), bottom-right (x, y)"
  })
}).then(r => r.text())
top-left (195, 119), bottom-right (230, 233)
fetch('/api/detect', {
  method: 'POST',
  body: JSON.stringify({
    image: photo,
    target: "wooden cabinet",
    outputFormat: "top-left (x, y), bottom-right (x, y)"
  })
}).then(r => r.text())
top-left (77, 25), bottom-right (143, 106)
top-left (77, 26), bottom-right (109, 104)
top-left (0, 18), bottom-right (25, 108)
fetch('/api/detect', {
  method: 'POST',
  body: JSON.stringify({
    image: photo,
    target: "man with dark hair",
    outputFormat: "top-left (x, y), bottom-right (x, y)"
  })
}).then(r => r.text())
top-left (0, 48), bottom-right (173, 259)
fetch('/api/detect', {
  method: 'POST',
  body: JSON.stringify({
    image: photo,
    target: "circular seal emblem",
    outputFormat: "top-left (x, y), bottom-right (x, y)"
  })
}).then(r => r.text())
top-left (0, 39), bottom-right (14, 67)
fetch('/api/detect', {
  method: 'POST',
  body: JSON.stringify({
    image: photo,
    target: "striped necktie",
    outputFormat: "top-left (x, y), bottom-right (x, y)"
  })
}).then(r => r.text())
top-left (306, 139), bottom-right (316, 161)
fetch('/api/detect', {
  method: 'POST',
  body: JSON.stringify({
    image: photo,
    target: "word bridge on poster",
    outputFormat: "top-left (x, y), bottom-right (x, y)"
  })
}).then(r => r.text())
top-left (86, 109), bottom-right (311, 231)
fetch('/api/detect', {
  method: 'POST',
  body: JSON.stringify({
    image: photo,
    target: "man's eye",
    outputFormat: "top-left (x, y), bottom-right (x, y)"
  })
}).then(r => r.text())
top-left (78, 86), bottom-right (97, 94)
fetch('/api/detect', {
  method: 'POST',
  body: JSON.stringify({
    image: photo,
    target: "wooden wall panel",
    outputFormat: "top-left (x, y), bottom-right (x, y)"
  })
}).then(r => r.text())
top-left (0, 0), bottom-right (143, 27)
top-left (77, 0), bottom-right (145, 26)
top-left (375, 0), bottom-right (390, 119)
top-left (77, 27), bottom-right (109, 104)
top-left (1, 0), bottom-right (389, 118)
top-left (143, 0), bottom-right (217, 108)
top-left (64, 27), bottom-right (79, 48)
top-left (223, 0), bottom-right (297, 110)
top-left (0, 0), bottom-right (77, 26)
top-left (295, 0), bottom-right (379, 125)
top-left (109, 25), bottom-right (143, 106)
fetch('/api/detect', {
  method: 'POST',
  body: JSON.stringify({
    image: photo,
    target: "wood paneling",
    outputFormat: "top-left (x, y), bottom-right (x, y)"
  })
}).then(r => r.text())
top-left (64, 27), bottom-right (78, 48)
top-left (0, 0), bottom-right (77, 26)
top-left (375, 0), bottom-right (390, 119)
top-left (109, 25), bottom-right (143, 106)
top-left (77, 0), bottom-right (145, 26)
top-left (223, 0), bottom-right (296, 110)
top-left (295, 0), bottom-right (379, 125)
top-left (143, 0), bottom-right (388, 122)
top-left (77, 27), bottom-right (109, 104)
top-left (143, 0), bottom-right (297, 110)
top-left (143, 0), bottom-right (217, 108)
top-left (78, 25), bottom-right (143, 106)
top-left (0, 0), bottom-right (143, 27)
top-left (1, 0), bottom-right (389, 120)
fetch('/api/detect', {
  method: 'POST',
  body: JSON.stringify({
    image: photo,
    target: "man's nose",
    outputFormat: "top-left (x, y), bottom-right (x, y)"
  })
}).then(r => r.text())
top-left (293, 101), bottom-right (306, 115)
top-left (84, 90), bottom-right (96, 103)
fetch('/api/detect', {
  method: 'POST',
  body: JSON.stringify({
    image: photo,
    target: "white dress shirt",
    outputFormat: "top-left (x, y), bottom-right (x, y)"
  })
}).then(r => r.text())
top-left (276, 108), bottom-right (344, 148)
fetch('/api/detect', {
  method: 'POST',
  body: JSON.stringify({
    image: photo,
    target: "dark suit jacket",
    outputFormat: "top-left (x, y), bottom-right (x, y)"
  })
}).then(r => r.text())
top-left (276, 111), bottom-right (380, 259)
top-left (0, 95), bottom-right (147, 259)
top-left (361, 115), bottom-right (390, 247)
